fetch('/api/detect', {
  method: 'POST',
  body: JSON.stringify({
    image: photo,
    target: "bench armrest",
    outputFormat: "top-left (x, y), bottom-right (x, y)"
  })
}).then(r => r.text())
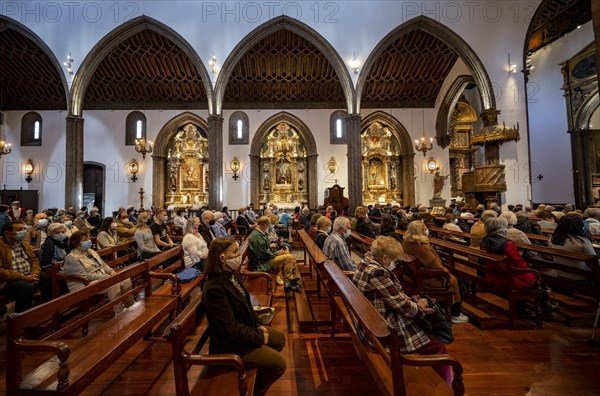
top-left (13, 339), bottom-right (71, 391)
top-left (401, 353), bottom-right (464, 396)
top-left (56, 273), bottom-right (89, 286)
top-left (182, 352), bottom-right (250, 396)
top-left (240, 269), bottom-right (272, 281)
top-left (149, 271), bottom-right (181, 297)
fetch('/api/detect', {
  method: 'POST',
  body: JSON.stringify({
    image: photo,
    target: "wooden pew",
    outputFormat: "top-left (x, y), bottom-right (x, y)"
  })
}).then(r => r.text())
top-left (164, 294), bottom-right (257, 396)
top-left (425, 237), bottom-right (544, 329)
top-left (348, 230), bottom-right (375, 258)
top-left (239, 240), bottom-right (274, 309)
top-left (295, 230), bottom-right (331, 331)
top-left (6, 261), bottom-right (178, 395)
top-left (324, 260), bottom-right (464, 396)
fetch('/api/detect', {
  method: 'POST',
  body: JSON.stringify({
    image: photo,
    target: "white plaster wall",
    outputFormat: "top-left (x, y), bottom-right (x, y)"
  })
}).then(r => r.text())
top-left (528, 22), bottom-right (595, 205)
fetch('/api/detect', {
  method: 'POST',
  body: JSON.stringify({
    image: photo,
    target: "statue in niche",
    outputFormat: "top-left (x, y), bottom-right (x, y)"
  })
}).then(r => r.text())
top-left (205, 173), bottom-right (209, 189)
top-left (276, 160), bottom-right (291, 185)
top-left (390, 175), bottom-right (397, 190)
top-left (433, 172), bottom-right (449, 199)
top-left (298, 176), bottom-right (304, 191)
top-left (264, 175), bottom-right (270, 190)
top-left (368, 158), bottom-right (384, 186)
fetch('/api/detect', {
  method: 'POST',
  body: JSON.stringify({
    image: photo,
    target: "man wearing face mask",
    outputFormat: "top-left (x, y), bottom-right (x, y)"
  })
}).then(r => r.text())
top-left (198, 210), bottom-right (217, 245)
top-left (8, 201), bottom-right (27, 221)
top-left (25, 213), bottom-right (49, 249)
top-left (323, 217), bottom-right (357, 271)
top-left (0, 221), bottom-right (52, 312)
top-left (150, 209), bottom-right (174, 250)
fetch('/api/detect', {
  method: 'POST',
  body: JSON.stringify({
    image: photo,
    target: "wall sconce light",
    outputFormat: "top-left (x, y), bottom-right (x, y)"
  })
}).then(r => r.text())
top-left (507, 53), bottom-right (517, 74)
top-left (231, 157), bottom-right (240, 181)
top-left (348, 52), bottom-right (360, 74)
top-left (328, 157), bottom-right (337, 174)
top-left (63, 52), bottom-right (74, 75)
top-left (24, 159), bottom-right (34, 183)
top-left (426, 157), bottom-right (439, 174)
top-left (208, 53), bottom-right (218, 74)
top-left (128, 159), bottom-right (139, 182)
top-left (134, 138), bottom-right (153, 159)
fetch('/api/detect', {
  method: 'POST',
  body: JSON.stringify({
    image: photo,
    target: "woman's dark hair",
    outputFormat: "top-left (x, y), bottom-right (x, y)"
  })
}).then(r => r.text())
top-left (444, 213), bottom-right (456, 223)
top-left (550, 215), bottom-right (585, 246)
top-left (176, 208), bottom-right (185, 216)
top-left (380, 214), bottom-right (397, 234)
top-left (294, 206), bottom-right (300, 214)
top-left (98, 217), bottom-right (114, 233)
top-left (222, 206), bottom-right (228, 213)
top-left (204, 237), bottom-right (237, 276)
top-left (69, 231), bottom-right (90, 250)
top-left (538, 210), bottom-right (555, 220)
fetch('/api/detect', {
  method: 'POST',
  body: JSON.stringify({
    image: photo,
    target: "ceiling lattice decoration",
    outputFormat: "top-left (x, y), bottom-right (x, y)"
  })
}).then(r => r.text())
top-left (84, 29), bottom-right (208, 110)
top-left (362, 29), bottom-right (458, 108)
top-left (0, 28), bottom-right (67, 110)
top-left (528, 0), bottom-right (592, 53)
top-left (223, 30), bottom-right (346, 109)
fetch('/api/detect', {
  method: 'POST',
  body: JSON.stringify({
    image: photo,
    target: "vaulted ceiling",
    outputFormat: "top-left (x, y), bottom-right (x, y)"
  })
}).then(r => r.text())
top-left (83, 29), bottom-right (208, 110)
top-left (362, 29), bottom-right (458, 108)
top-left (528, 0), bottom-right (592, 53)
top-left (222, 30), bottom-right (346, 109)
top-left (0, 27), bottom-right (67, 111)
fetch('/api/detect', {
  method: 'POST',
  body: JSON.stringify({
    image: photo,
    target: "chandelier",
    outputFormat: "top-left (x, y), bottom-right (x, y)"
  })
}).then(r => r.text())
top-left (0, 140), bottom-right (11, 157)
top-left (134, 138), bottom-right (153, 159)
top-left (414, 109), bottom-right (432, 156)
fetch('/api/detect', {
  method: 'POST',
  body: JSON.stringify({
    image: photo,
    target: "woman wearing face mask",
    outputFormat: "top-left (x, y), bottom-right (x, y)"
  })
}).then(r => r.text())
top-left (353, 236), bottom-right (454, 386)
top-left (61, 214), bottom-right (79, 238)
top-left (97, 217), bottom-right (118, 249)
top-left (182, 217), bottom-right (208, 270)
top-left (403, 221), bottom-right (468, 324)
top-left (314, 216), bottom-right (332, 250)
top-left (62, 231), bottom-right (134, 312)
top-left (379, 214), bottom-right (402, 242)
top-left (442, 213), bottom-right (467, 244)
top-left (134, 212), bottom-right (161, 259)
top-left (40, 223), bottom-right (71, 268)
top-left (211, 212), bottom-right (229, 238)
top-left (203, 237), bottom-right (287, 396)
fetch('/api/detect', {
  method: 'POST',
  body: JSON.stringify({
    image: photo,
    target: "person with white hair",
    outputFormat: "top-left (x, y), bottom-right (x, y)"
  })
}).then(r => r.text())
top-left (40, 222), bottom-right (71, 268)
top-left (211, 212), bottom-right (229, 237)
top-left (500, 211), bottom-right (531, 245)
top-left (583, 208), bottom-right (600, 235)
top-left (470, 210), bottom-right (498, 249)
top-left (198, 210), bottom-right (216, 245)
top-left (323, 217), bottom-right (356, 271)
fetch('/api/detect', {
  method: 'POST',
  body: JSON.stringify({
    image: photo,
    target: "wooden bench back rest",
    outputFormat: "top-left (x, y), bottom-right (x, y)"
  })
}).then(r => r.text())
top-left (349, 230), bottom-right (375, 257)
top-left (428, 226), bottom-right (470, 244)
top-left (7, 261), bottom-right (149, 336)
top-left (298, 229), bottom-right (328, 265)
top-left (111, 240), bottom-right (138, 267)
top-left (164, 294), bottom-right (250, 396)
top-left (147, 245), bottom-right (184, 273)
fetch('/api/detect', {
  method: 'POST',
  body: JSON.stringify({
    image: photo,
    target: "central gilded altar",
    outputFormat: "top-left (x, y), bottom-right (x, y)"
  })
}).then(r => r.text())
top-left (361, 121), bottom-right (402, 203)
top-left (164, 123), bottom-right (209, 206)
top-left (258, 122), bottom-right (308, 206)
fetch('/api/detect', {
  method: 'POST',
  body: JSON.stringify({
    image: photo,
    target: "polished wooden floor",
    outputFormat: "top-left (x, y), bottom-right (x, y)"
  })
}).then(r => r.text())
top-left (2, 253), bottom-right (600, 395)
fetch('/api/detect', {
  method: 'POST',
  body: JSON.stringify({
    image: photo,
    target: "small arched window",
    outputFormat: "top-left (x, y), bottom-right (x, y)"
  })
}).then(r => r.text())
top-left (330, 110), bottom-right (347, 144)
top-left (229, 111), bottom-right (249, 145)
top-left (125, 111), bottom-right (146, 145)
top-left (21, 112), bottom-right (42, 146)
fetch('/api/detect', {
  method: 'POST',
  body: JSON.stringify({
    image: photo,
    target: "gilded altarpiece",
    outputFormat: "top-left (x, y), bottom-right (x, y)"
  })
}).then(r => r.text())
top-left (259, 123), bottom-right (309, 206)
top-left (449, 96), bottom-right (478, 196)
top-left (165, 124), bottom-right (209, 206)
top-left (361, 122), bottom-right (402, 203)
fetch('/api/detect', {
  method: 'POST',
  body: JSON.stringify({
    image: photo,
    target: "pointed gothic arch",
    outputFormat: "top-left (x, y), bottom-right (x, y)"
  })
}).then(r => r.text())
top-left (575, 89), bottom-right (599, 131)
top-left (249, 112), bottom-right (318, 208)
top-left (435, 75), bottom-right (478, 148)
top-left (69, 16), bottom-right (213, 117)
top-left (152, 112), bottom-right (209, 208)
top-left (0, 16), bottom-right (69, 111)
top-left (360, 111), bottom-right (415, 206)
top-left (355, 16), bottom-right (495, 114)
top-left (214, 16), bottom-right (354, 115)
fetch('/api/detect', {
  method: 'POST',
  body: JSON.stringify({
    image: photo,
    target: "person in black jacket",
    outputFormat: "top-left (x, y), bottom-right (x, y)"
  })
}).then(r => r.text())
top-left (202, 237), bottom-right (287, 396)
top-left (355, 206), bottom-right (376, 238)
top-left (40, 223), bottom-right (71, 268)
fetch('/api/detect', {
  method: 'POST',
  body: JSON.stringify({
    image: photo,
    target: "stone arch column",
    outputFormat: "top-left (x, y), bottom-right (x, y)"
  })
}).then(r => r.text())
top-left (355, 16), bottom-right (495, 114)
top-left (214, 16), bottom-right (354, 115)
top-left (152, 112), bottom-right (209, 208)
top-left (249, 112), bottom-right (318, 208)
top-left (361, 111), bottom-right (416, 206)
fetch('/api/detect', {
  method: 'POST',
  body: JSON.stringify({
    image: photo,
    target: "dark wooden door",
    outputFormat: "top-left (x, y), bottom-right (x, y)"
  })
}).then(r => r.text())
top-left (83, 164), bottom-right (104, 215)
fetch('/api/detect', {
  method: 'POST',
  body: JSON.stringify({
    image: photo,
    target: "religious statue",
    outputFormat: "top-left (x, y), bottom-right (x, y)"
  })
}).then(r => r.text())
top-left (264, 175), bottom-right (270, 190)
top-left (298, 176), bottom-right (304, 191)
top-left (433, 172), bottom-right (448, 199)
top-left (390, 175), bottom-right (397, 190)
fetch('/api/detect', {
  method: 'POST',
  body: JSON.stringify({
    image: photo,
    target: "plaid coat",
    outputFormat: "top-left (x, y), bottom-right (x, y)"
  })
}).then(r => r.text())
top-left (352, 253), bottom-right (430, 353)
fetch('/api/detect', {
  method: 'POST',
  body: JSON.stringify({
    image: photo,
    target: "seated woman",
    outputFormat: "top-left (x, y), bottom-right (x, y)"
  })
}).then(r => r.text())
top-left (314, 216), bottom-right (332, 250)
top-left (203, 237), bottom-right (287, 396)
top-left (211, 212), bottom-right (229, 237)
top-left (500, 211), bottom-right (531, 245)
top-left (61, 214), bottom-right (79, 238)
top-left (62, 231), bottom-right (134, 312)
top-left (353, 236), bottom-right (453, 386)
top-left (442, 213), bottom-right (466, 243)
top-left (182, 217), bottom-right (208, 270)
top-left (480, 217), bottom-right (558, 313)
top-left (354, 206), bottom-right (376, 238)
top-left (402, 221), bottom-right (468, 324)
top-left (97, 217), bottom-right (118, 249)
top-left (307, 213), bottom-right (321, 239)
top-left (549, 215), bottom-right (595, 281)
top-left (134, 212), bottom-right (160, 259)
top-left (40, 223), bottom-right (71, 268)
top-left (379, 214), bottom-right (402, 242)
top-left (172, 208), bottom-right (187, 229)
